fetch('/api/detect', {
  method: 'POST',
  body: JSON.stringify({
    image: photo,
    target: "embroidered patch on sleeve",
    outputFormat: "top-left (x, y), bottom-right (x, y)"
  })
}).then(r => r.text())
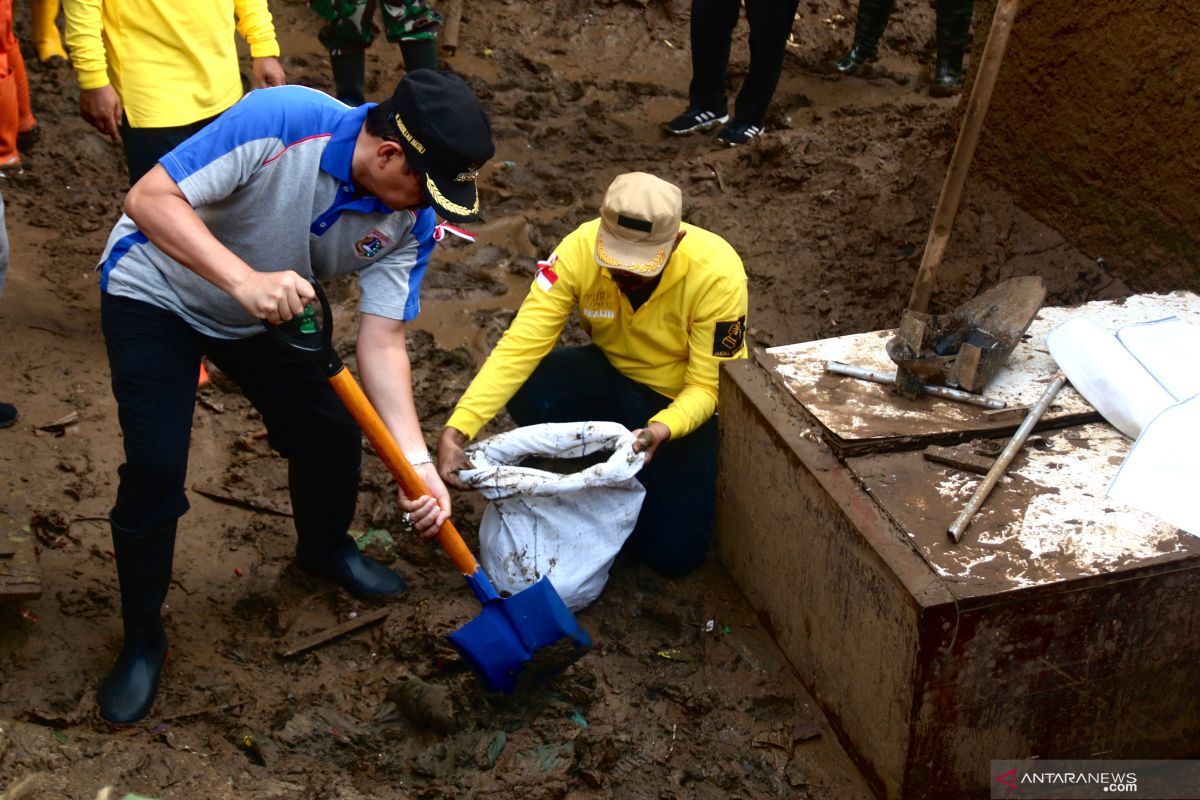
top-left (712, 316), bottom-right (746, 357)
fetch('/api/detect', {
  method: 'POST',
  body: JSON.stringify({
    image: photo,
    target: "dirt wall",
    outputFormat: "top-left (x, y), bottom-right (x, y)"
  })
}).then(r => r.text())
top-left (971, 0), bottom-right (1200, 292)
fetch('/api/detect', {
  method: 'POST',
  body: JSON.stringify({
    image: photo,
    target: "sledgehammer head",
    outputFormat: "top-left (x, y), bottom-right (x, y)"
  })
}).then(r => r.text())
top-left (448, 575), bottom-right (591, 694)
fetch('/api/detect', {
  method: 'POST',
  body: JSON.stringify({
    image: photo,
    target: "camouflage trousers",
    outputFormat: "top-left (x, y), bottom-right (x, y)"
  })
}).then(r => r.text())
top-left (309, 0), bottom-right (442, 54)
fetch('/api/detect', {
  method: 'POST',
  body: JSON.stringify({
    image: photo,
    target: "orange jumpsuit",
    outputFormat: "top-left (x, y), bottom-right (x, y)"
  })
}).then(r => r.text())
top-left (0, 0), bottom-right (37, 167)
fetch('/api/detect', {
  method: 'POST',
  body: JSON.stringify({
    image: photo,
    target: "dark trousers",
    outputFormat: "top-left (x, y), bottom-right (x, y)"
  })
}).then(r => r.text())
top-left (119, 114), bottom-right (219, 187)
top-left (507, 345), bottom-right (719, 579)
top-left (688, 0), bottom-right (802, 127)
top-left (850, 0), bottom-right (974, 65)
top-left (100, 293), bottom-right (362, 534)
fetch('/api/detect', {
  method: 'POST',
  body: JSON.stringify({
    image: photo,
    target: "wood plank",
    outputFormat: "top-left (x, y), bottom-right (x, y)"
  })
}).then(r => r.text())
top-left (923, 444), bottom-right (995, 475)
top-left (276, 606), bottom-right (393, 658)
top-left (0, 523), bottom-right (42, 600)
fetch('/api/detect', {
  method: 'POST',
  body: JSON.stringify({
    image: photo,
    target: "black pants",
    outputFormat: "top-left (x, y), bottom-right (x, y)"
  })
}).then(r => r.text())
top-left (850, 0), bottom-right (974, 65)
top-left (688, 0), bottom-right (802, 127)
top-left (101, 293), bottom-right (362, 533)
top-left (119, 114), bottom-right (219, 187)
top-left (507, 345), bottom-right (719, 579)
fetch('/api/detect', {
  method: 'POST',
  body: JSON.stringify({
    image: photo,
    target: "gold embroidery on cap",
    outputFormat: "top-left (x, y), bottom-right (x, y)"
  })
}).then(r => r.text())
top-left (393, 114), bottom-right (426, 154)
top-left (455, 168), bottom-right (480, 183)
top-left (596, 235), bottom-right (666, 275)
top-left (426, 174), bottom-right (478, 217)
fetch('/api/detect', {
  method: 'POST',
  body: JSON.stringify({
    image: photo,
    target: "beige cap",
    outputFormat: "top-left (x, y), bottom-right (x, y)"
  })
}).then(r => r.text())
top-left (594, 172), bottom-right (682, 276)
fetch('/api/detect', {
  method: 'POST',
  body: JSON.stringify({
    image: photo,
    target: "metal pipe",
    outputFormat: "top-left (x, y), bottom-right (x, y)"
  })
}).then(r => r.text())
top-left (948, 374), bottom-right (1067, 542)
top-left (825, 361), bottom-right (1006, 409)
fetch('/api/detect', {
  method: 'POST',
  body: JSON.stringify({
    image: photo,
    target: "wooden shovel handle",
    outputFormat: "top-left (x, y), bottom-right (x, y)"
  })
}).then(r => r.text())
top-left (327, 369), bottom-right (480, 576)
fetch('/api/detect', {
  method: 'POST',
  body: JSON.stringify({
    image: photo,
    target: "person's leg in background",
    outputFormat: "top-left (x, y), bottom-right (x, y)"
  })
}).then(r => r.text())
top-left (715, 0), bottom-right (802, 146)
top-left (31, 0), bottom-right (68, 63)
top-left (380, 0), bottom-right (442, 72)
top-left (205, 331), bottom-right (406, 599)
top-left (931, 0), bottom-right (973, 96)
top-left (833, 0), bottom-right (896, 74)
top-left (508, 345), bottom-right (719, 578)
top-left (118, 114), bottom-right (219, 187)
top-left (98, 293), bottom-right (206, 723)
top-left (309, 0), bottom-right (375, 106)
top-left (0, 0), bottom-right (36, 169)
top-left (662, 0), bottom-right (739, 135)
top-left (0, 189), bottom-right (15, 430)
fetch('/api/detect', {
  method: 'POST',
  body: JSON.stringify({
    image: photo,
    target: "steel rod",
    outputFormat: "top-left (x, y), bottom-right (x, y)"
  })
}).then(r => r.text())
top-left (948, 374), bottom-right (1066, 542)
top-left (825, 361), bottom-right (1006, 409)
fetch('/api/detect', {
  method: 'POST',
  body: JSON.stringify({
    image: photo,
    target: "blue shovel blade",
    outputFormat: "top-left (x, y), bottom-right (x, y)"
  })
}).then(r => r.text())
top-left (448, 576), bottom-right (592, 694)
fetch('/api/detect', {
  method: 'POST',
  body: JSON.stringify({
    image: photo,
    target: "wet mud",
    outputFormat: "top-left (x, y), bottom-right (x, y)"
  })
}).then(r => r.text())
top-left (0, 0), bottom-right (1179, 797)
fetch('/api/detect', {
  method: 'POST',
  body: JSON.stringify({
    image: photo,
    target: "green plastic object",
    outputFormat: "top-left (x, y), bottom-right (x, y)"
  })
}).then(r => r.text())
top-left (298, 305), bottom-right (318, 335)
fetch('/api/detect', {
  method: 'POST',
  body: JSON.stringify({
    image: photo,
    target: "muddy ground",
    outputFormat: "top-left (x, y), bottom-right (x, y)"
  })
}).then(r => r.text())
top-left (0, 0), bottom-right (1156, 798)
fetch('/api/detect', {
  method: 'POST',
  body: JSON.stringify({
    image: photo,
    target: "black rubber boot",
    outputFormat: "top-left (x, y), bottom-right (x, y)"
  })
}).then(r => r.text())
top-left (835, 0), bottom-right (895, 74)
top-left (330, 50), bottom-right (366, 106)
top-left (399, 38), bottom-right (439, 73)
top-left (400, 38), bottom-right (439, 72)
top-left (834, 43), bottom-right (877, 74)
top-left (97, 519), bottom-right (176, 724)
top-left (931, 0), bottom-right (973, 96)
top-left (290, 461), bottom-right (406, 600)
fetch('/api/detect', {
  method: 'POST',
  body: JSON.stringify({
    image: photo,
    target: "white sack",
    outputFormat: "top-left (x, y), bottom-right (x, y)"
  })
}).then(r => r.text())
top-left (459, 421), bottom-right (646, 611)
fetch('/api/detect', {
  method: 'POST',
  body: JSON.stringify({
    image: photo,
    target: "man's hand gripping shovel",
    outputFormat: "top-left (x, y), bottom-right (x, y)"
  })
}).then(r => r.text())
top-left (266, 280), bottom-right (591, 693)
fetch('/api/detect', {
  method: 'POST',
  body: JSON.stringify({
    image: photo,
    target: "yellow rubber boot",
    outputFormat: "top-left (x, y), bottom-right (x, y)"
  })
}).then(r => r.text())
top-left (31, 0), bottom-right (68, 63)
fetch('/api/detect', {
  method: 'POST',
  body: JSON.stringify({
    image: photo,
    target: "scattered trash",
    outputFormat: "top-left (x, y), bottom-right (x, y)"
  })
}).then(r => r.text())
top-left (34, 411), bottom-right (79, 436)
top-left (375, 672), bottom-right (458, 734)
top-left (570, 708), bottom-right (588, 728)
top-left (703, 619), bottom-right (715, 633)
top-left (191, 483), bottom-right (293, 517)
top-left (486, 731), bottom-right (507, 766)
top-left (351, 528), bottom-right (394, 551)
top-left (233, 567), bottom-right (243, 577)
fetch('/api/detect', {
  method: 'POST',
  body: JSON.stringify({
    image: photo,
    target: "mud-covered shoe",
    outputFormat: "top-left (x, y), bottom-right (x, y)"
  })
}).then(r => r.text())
top-left (663, 107), bottom-right (729, 136)
top-left (930, 60), bottom-right (964, 97)
top-left (715, 121), bottom-right (764, 147)
top-left (0, 403), bottom-right (15, 429)
top-left (834, 43), bottom-right (876, 75)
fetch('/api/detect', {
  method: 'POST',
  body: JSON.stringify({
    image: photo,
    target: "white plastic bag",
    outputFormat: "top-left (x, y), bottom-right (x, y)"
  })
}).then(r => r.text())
top-left (458, 421), bottom-right (646, 611)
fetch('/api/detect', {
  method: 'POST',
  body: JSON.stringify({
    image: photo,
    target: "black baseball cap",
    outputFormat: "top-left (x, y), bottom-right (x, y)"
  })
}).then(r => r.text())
top-left (387, 69), bottom-right (495, 222)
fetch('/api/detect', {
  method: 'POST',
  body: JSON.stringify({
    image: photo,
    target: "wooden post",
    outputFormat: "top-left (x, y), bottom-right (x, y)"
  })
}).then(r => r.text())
top-left (441, 0), bottom-right (464, 56)
top-left (906, 0), bottom-right (1021, 313)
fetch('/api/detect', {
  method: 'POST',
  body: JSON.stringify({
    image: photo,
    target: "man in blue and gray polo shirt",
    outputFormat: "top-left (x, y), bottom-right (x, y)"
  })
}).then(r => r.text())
top-left (94, 69), bottom-right (494, 724)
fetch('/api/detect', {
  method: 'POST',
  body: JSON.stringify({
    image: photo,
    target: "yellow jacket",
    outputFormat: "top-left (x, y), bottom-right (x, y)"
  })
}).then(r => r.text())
top-left (64, 0), bottom-right (280, 127)
top-left (447, 219), bottom-right (749, 441)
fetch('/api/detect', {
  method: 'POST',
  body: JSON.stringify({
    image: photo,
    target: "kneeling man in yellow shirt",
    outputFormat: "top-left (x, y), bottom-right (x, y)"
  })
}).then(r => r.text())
top-left (437, 172), bottom-right (749, 578)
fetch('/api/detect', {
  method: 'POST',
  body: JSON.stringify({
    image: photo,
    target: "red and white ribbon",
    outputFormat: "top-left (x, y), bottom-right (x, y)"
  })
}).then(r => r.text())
top-left (535, 253), bottom-right (559, 292)
top-left (433, 222), bottom-right (477, 243)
